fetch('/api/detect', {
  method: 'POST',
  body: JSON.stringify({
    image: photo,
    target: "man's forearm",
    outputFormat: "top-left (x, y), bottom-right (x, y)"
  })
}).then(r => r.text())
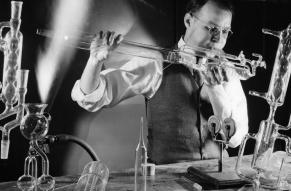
top-left (80, 56), bottom-right (104, 95)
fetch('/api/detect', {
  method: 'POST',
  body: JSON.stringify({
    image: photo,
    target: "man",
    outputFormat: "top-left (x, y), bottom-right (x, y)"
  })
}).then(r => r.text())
top-left (71, 0), bottom-right (248, 164)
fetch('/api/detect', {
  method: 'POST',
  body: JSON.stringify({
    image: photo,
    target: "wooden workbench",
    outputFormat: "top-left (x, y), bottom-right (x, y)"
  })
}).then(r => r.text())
top-left (0, 154), bottom-right (290, 191)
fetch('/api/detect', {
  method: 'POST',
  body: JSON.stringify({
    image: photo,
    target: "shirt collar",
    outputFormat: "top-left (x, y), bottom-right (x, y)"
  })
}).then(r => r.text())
top-left (177, 37), bottom-right (195, 54)
top-left (176, 37), bottom-right (196, 75)
top-left (178, 37), bottom-right (186, 48)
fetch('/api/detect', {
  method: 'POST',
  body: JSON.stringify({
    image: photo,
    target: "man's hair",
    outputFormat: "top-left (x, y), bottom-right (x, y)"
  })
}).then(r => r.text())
top-left (186, 0), bottom-right (234, 15)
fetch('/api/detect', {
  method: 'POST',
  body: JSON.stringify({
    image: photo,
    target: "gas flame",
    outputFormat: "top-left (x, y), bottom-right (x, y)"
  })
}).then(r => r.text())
top-left (36, 0), bottom-right (91, 104)
top-left (36, 0), bottom-right (165, 106)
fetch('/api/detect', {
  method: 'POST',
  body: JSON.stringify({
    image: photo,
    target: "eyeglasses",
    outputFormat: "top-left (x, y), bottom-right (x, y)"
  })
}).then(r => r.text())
top-left (190, 13), bottom-right (233, 39)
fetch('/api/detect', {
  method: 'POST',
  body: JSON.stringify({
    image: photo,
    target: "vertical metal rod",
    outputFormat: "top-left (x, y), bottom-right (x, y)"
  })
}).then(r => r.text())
top-left (218, 143), bottom-right (223, 172)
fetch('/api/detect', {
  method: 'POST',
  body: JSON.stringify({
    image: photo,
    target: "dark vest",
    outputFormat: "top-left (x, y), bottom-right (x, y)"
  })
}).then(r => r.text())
top-left (146, 63), bottom-right (223, 164)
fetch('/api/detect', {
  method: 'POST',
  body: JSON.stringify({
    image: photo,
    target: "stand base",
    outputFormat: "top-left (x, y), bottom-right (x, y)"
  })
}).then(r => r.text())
top-left (186, 167), bottom-right (249, 190)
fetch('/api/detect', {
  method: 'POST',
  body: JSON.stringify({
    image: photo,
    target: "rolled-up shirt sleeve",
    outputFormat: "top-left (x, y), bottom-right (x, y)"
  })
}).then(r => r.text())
top-left (226, 78), bottom-right (249, 148)
top-left (204, 68), bottom-right (249, 148)
top-left (71, 57), bottom-right (163, 112)
top-left (220, 77), bottom-right (248, 148)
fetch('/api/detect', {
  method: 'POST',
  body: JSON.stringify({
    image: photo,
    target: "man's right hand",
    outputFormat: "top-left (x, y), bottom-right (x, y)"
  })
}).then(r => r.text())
top-left (90, 31), bottom-right (123, 63)
top-left (79, 31), bottom-right (123, 95)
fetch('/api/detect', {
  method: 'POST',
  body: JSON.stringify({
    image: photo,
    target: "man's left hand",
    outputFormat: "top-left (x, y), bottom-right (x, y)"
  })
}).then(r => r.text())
top-left (202, 60), bottom-right (229, 86)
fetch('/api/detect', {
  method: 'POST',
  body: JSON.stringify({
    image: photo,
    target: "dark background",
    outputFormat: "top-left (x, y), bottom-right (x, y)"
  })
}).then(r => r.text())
top-left (0, 0), bottom-right (291, 182)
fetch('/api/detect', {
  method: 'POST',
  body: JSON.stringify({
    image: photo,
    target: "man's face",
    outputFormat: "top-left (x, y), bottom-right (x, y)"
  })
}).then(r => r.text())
top-left (184, 1), bottom-right (232, 50)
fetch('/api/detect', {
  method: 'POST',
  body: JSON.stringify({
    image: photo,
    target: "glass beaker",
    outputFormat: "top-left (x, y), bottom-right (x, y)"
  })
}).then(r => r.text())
top-left (74, 161), bottom-right (109, 191)
top-left (20, 103), bottom-right (51, 140)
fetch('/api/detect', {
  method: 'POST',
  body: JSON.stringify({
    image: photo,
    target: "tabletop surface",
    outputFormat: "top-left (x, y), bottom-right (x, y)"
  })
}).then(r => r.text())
top-left (1, 153), bottom-right (290, 191)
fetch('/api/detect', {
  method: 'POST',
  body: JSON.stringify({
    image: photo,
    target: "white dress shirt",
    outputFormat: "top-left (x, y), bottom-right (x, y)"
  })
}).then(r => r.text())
top-left (71, 38), bottom-right (249, 148)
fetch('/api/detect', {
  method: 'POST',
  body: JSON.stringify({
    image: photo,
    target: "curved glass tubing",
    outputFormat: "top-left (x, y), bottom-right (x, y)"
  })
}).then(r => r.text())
top-left (36, 29), bottom-right (266, 80)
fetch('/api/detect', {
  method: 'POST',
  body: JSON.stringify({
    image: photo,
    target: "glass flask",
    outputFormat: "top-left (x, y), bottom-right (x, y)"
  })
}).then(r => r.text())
top-left (37, 173), bottom-right (55, 191)
top-left (17, 175), bottom-right (36, 191)
top-left (264, 24), bottom-right (291, 106)
top-left (18, 103), bottom-right (55, 191)
top-left (20, 103), bottom-right (51, 140)
top-left (17, 156), bottom-right (37, 191)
